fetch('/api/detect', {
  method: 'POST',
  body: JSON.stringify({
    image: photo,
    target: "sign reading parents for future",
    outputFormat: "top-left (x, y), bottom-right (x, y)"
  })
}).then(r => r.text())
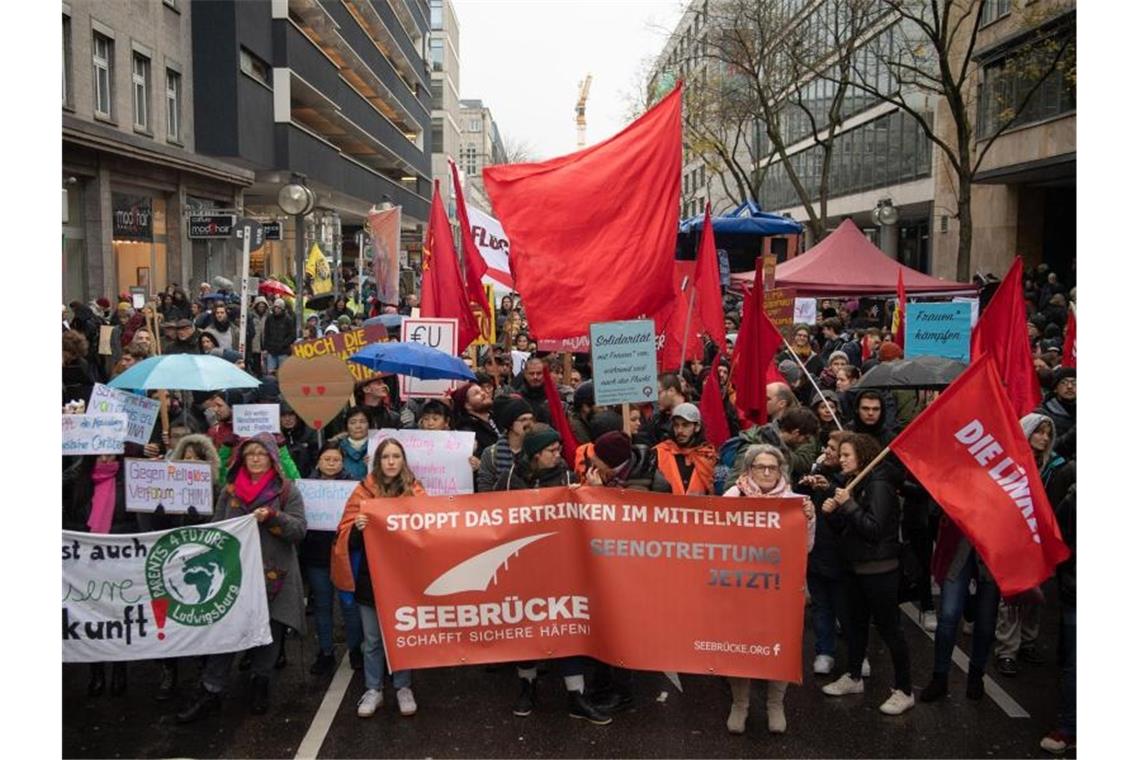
top-left (589, 320), bottom-right (658, 406)
top-left (124, 459), bottom-right (214, 515)
top-left (905, 302), bottom-right (972, 362)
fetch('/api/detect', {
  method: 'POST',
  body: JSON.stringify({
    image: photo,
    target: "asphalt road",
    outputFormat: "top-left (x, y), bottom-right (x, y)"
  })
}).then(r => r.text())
top-left (62, 595), bottom-right (1072, 759)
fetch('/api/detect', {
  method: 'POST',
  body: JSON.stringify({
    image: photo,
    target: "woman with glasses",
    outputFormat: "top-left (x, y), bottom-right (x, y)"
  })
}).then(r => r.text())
top-left (721, 444), bottom-right (816, 736)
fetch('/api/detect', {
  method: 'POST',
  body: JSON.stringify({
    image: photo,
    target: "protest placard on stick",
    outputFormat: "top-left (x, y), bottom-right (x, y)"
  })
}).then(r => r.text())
top-left (367, 429), bottom-right (475, 496)
top-left (63, 414), bottom-right (128, 455)
top-left (87, 384), bottom-right (160, 445)
top-left (124, 458), bottom-right (214, 514)
top-left (232, 404), bottom-right (280, 437)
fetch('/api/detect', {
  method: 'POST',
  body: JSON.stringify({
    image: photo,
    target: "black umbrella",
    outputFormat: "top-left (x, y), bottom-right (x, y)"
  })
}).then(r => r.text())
top-left (306, 292), bottom-right (337, 311)
top-left (857, 355), bottom-right (967, 389)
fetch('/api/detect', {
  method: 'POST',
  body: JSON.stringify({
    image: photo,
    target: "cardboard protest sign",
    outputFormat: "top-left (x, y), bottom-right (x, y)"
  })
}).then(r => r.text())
top-left (590, 320), bottom-right (658, 406)
top-left (62, 515), bottom-right (273, 662)
top-left (952, 296), bottom-right (980, 328)
top-left (472, 283), bottom-right (497, 346)
top-left (63, 414), bottom-right (128, 455)
top-left (290, 323), bottom-right (388, 382)
top-left (87, 384), bottom-right (160, 445)
top-left (905, 302), bottom-right (972, 362)
top-left (278, 353), bottom-right (356, 432)
top-left (362, 487), bottom-right (807, 681)
top-left (232, 404), bottom-right (280, 437)
top-left (124, 458), bottom-right (214, 514)
top-left (295, 479), bottom-right (358, 532)
top-left (400, 317), bottom-right (459, 399)
top-left (367, 429), bottom-right (476, 496)
top-left (762, 288), bottom-right (797, 337)
top-left (98, 325), bottom-right (115, 356)
top-left (793, 298), bottom-right (817, 326)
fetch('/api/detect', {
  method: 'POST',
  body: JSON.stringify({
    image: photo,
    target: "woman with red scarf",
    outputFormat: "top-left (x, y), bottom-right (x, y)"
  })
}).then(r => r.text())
top-left (177, 433), bottom-right (307, 723)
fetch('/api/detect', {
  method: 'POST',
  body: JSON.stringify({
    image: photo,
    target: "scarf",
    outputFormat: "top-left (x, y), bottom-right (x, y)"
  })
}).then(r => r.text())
top-left (234, 467), bottom-right (274, 505)
top-left (88, 461), bottom-right (120, 534)
top-left (734, 473), bottom-right (789, 498)
top-left (791, 343), bottom-right (814, 361)
top-left (655, 439), bottom-right (717, 495)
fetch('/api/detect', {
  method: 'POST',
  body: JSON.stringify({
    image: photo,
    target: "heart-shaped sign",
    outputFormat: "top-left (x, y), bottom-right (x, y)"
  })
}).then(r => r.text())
top-left (278, 355), bottom-right (356, 431)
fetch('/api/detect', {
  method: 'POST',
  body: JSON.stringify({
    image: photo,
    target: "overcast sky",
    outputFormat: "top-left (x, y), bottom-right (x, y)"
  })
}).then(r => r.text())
top-left (451, 0), bottom-right (685, 160)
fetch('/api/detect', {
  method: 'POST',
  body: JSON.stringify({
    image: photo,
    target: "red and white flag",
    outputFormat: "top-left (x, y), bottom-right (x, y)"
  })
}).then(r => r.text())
top-left (1062, 309), bottom-right (1076, 368)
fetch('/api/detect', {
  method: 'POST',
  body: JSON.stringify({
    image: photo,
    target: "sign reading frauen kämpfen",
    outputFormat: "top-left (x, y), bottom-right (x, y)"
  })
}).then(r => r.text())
top-left (905, 302), bottom-right (972, 362)
top-left (589, 320), bottom-right (658, 406)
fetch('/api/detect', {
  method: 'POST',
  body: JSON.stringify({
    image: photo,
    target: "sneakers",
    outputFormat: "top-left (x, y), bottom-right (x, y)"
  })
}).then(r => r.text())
top-left (309, 650), bottom-right (337, 676)
top-left (919, 673), bottom-right (948, 703)
top-left (997, 656), bottom-right (1018, 677)
top-left (512, 678), bottom-right (537, 717)
top-left (766, 702), bottom-right (787, 734)
top-left (812, 654), bottom-right (835, 675)
top-left (861, 658), bottom-right (872, 678)
top-left (922, 611), bottom-right (938, 632)
top-left (357, 688), bottom-right (383, 718)
top-left (396, 687), bottom-right (417, 716)
top-left (726, 702), bottom-right (748, 734)
top-left (568, 691), bottom-right (612, 725)
top-left (1040, 730), bottom-right (1075, 755)
top-left (879, 689), bottom-right (915, 715)
top-left (822, 674), bottom-right (864, 696)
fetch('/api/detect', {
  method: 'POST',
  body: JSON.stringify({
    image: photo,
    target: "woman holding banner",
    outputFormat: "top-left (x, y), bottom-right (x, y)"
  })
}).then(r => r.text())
top-left (332, 438), bottom-right (424, 719)
top-left (721, 444), bottom-right (815, 735)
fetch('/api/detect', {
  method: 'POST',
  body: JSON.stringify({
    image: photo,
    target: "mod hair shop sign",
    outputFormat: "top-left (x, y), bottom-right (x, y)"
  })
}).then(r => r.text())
top-left (112, 194), bottom-right (152, 242)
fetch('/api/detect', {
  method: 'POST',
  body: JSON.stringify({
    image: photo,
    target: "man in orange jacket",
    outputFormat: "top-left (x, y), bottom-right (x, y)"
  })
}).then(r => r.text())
top-left (654, 402), bottom-right (716, 495)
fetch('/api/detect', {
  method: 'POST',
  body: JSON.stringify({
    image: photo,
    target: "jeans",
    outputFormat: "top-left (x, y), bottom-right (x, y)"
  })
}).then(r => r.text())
top-left (265, 353), bottom-right (289, 373)
top-left (201, 620), bottom-right (285, 693)
top-left (807, 572), bottom-right (846, 658)
top-left (844, 569), bottom-right (911, 693)
top-left (1059, 602), bottom-right (1076, 736)
top-left (933, 555), bottom-right (999, 676)
top-left (305, 565), bottom-right (363, 656)
top-left (359, 603), bottom-right (410, 691)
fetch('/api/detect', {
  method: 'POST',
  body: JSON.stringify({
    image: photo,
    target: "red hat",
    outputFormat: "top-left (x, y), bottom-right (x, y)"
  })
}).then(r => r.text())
top-left (450, 382), bottom-right (476, 412)
top-left (593, 431), bottom-right (632, 469)
top-left (878, 341), bottom-right (903, 362)
top-left (96, 297), bottom-right (111, 309)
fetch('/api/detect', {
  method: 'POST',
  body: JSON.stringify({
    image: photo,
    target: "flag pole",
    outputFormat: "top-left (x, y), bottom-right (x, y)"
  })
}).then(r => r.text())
top-left (678, 279), bottom-right (697, 374)
top-left (843, 445), bottom-right (893, 492)
top-left (779, 336), bottom-right (843, 430)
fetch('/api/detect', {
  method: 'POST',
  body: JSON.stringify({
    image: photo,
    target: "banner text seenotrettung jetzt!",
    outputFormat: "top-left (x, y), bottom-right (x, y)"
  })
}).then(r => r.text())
top-left (62, 516), bottom-right (272, 662)
top-left (362, 487), bottom-right (807, 682)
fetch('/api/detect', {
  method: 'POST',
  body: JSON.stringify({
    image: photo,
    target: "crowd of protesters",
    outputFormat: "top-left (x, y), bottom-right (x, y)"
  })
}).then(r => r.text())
top-left (61, 262), bottom-right (1076, 754)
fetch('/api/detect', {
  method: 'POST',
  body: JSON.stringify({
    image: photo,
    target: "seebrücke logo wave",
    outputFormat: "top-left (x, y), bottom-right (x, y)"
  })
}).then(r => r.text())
top-left (424, 532), bottom-right (556, 596)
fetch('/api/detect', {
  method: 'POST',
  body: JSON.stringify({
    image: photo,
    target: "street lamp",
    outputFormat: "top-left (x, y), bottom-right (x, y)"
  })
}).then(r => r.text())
top-left (278, 180), bottom-right (316, 337)
top-left (872, 198), bottom-right (899, 227)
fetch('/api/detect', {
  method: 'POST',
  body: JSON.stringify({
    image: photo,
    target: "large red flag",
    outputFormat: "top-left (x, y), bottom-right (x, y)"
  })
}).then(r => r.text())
top-left (889, 354), bottom-right (1070, 596)
top-left (693, 203), bottom-right (726, 351)
top-left (1062, 309), bottom-right (1076, 368)
top-left (421, 181), bottom-right (481, 351)
top-left (699, 349), bottom-right (730, 448)
top-left (970, 257), bottom-right (1041, 417)
top-left (542, 365), bottom-right (578, 467)
top-left (731, 263), bottom-right (785, 427)
top-left (449, 159), bottom-right (491, 317)
top-left (483, 86), bottom-right (681, 339)
top-left (893, 267), bottom-right (906, 353)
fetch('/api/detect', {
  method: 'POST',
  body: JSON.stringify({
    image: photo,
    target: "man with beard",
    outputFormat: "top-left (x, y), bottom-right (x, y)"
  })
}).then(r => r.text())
top-left (451, 382), bottom-right (499, 457)
top-left (568, 382), bottom-right (595, 445)
top-left (511, 356), bottom-right (551, 424)
top-left (1037, 367), bottom-right (1075, 460)
top-left (654, 403), bottom-right (716, 495)
top-left (476, 398), bottom-right (535, 492)
top-left (202, 302), bottom-right (240, 351)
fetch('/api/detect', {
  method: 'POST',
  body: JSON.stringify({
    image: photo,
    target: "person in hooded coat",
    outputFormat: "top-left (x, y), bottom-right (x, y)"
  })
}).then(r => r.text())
top-left (1036, 367), bottom-right (1076, 461)
top-left (176, 433), bottom-right (307, 723)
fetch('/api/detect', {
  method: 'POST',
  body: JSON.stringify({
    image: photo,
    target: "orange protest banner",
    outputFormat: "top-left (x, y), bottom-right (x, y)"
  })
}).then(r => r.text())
top-left (361, 486), bottom-right (807, 682)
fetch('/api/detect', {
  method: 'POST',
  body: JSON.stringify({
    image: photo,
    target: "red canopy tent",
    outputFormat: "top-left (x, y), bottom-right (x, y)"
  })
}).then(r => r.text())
top-left (729, 218), bottom-right (976, 297)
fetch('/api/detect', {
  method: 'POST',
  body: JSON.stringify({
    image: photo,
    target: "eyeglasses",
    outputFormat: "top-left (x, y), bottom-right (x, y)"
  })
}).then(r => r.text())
top-left (1057, 378), bottom-right (1076, 386)
top-left (244, 451), bottom-right (269, 459)
top-left (750, 464), bottom-right (779, 474)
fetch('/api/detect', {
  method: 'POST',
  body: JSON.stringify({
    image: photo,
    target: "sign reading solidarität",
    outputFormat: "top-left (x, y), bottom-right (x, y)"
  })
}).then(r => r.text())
top-left (589, 320), bottom-right (658, 406)
top-left (62, 516), bottom-right (273, 662)
top-left (362, 487), bottom-right (807, 681)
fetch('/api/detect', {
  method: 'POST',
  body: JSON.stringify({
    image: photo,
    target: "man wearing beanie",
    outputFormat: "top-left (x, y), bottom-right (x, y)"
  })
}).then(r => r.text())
top-left (451, 382), bottom-right (498, 457)
top-left (653, 402), bottom-right (717, 495)
top-left (1036, 367), bottom-right (1075, 460)
top-left (568, 381), bottom-right (596, 445)
top-left (476, 397), bottom-right (535, 492)
top-left (263, 298), bottom-right (295, 375)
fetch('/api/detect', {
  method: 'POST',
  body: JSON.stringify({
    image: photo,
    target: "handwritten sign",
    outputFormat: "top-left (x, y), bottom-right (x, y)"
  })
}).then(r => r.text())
top-left (232, 404), bottom-right (280, 437)
top-left (290, 323), bottom-right (388, 382)
top-left (762, 288), bottom-right (797, 337)
top-left (905, 302), bottom-right (972, 362)
top-left (793, 298), bottom-right (817, 325)
top-left (367, 429), bottom-right (476, 496)
top-left (87, 384), bottom-right (160, 445)
top-left (294, 479), bottom-right (358, 531)
top-left (400, 317), bottom-right (459, 400)
top-left (590, 320), bottom-right (658, 406)
top-left (63, 414), bottom-right (128, 455)
top-left (124, 458), bottom-right (214, 514)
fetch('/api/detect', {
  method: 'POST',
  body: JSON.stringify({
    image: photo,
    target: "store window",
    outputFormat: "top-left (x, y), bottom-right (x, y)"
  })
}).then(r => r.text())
top-left (112, 192), bottom-right (167, 298)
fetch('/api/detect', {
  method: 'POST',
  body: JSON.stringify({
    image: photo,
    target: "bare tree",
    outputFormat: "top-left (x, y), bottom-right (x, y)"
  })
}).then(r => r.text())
top-left (500, 133), bottom-right (538, 164)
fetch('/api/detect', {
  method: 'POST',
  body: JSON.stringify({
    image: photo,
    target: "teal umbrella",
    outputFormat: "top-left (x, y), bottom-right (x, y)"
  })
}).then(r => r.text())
top-left (107, 354), bottom-right (260, 391)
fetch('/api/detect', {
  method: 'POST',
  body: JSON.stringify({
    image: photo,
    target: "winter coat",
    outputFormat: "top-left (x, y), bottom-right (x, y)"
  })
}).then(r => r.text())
top-left (338, 437), bottom-right (372, 480)
top-left (219, 433), bottom-right (308, 633)
top-left (478, 436), bottom-right (525, 493)
top-left (203, 318), bottom-right (241, 351)
top-left (454, 411), bottom-right (499, 458)
top-left (62, 358), bottom-right (96, 407)
top-left (495, 460), bottom-right (577, 491)
top-left (609, 444), bottom-right (671, 492)
top-left (654, 439), bottom-right (717, 495)
top-left (64, 459), bottom-right (137, 535)
top-left (568, 411), bottom-right (592, 445)
top-left (802, 467), bottom-right (846, 579)
top-left (165, 332), bottom-right (202, 355)
top-left (512, 379), bottom-right (552, 424)
top-left (1036, 395), bottom-right (1076, 461)
top-left (281, 422), bottom-right (319, 478)
top-left (825, 465), bottom-right (901, 574)
top-left (263, 311), bottom-right (296, 356)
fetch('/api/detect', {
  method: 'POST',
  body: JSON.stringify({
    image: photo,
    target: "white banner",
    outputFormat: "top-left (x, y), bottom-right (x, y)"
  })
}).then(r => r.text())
top-left (233, 404), bottom-right (281, 437)
top-left (295, 479), bottom-right (358, 532)
top-left (399, 318), bottom-right (459, 399)
top-left (63, 414), bottom-right (128, 455)
top-left (367, 429), bottom-right (475, 496)
top-left (62, 516), bottom-right (273, 662)
top-left (124, 458), bottom-right (214, 515)
top-left (468, 206), bottom-right (512, 296)
top-left (793, 298), bottom-right (817, 325)
top-left (87, 384), bottom-right (160, 445)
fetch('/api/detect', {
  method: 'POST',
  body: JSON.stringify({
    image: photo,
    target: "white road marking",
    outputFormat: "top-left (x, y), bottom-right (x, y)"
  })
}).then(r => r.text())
top-left (900, 602), bottom-right (1030, 719)
top-left (294, 653), bottom-right (355, 759)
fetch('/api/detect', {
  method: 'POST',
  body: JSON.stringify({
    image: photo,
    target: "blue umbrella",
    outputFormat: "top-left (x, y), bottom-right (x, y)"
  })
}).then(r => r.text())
top-left (108, 354), bottom-right (261, 391)
top-left (198, 292), bottom-right (228, 303)
top-left (363, 314), bottom-right (405, 328)
top-left (349, 341), bottom-right (476, 381)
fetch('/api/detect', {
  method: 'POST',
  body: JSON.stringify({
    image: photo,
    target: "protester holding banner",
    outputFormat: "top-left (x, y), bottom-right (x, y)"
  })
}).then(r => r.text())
top-left (821, 433), bottom-right (913, 715)
top-left (654, 403), bottom-right (716, 495)
top-left (722, 444), bottom-right (815, 735)
top-left (177, 433), bottom-right (307, 723)
top-left (332, 438), bottom-right (425, 719)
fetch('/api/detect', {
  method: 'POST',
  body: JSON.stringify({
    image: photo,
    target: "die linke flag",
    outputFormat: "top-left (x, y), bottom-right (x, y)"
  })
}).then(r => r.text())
top-left (422, 181), bottom-right (481, 351)
top-left (483, 86), bottom-right (682, 340)
top-left (970, 257), bottom-right (1041, 417)
top-left (889, 354), bottom-right (1070, 596)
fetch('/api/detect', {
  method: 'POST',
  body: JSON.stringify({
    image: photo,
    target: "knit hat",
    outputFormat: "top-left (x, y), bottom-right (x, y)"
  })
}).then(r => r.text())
top-left (96, 297), bottom-right (111, 310)
top-left (593, 431), bottom-right (632, 468)
top-left (450, 382), bottom-right (476, 411)
top-left (828, 351), bottom-right (850, 365)
top-left (671, 402), bottom-right (701, 424)
top-left (777, 359), bottom-right (802, 385)
top-left (878, 341), bottom-right (903, 361)
top-left (273, 298), bottom-right (285, 309)
top-left (337, 315), bottom-right (352, 326)
top-left (324, 325), bottom-right (340, 334)
top-left (811, 389), bottom-right (840, 408)
top-left (588, 409), bottom-right (624, 440)
top-left (573, 381), bottom-right (595, 407)
top-left (493, 397), bottom-right (534, 430)
top-left (1051, 366), bottom-right (1076, 390)
top-left (523, 427), bottom-right (561, 459)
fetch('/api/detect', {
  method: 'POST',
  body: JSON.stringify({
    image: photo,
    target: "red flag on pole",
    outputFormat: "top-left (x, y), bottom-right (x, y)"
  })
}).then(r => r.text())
top-left (731, 263), bottom-right (785, 427)
top-left (421, 181), bottom-right (481, 351)
top-left (889, 354), bottom-right (1070, 596)
top-left (449, 159), bottom-right (491, 317)
top-left (699, 349), bottom-right (730, 448)
top-left (694, 203), bottom-right (726, 351)
top-left (970, 257), bottom-right (1041, 417)
top-left (483, 86), bottom-right (681, 340)
top-left (542, 365), bottom-right (578, 467)
top-left (893, 267), bottom-right (906, 353)
top-left (1062, 309), bottom-right (1076, 368)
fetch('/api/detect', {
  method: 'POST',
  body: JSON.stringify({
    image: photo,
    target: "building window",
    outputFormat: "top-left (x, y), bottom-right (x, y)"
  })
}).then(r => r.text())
top-left (980, 0), bottom-right (1011, 27)
top-left (430, 38), bottom-right (444, 72)
top-left (92, 32), bottom-right (113, 119)
top-left (430, 0), bottom-right (443, 30)
top-left (239, 47), bottom-right (271, 87)
top-left (976, 27), bottom-right (1075, 139)
top-left (463, 144), bottom-right (478, 175)
top-left (430, 80), bottom-right (443, 110)
top-left (166, 69), bottom-right (181, 142)
top-left (132, 53), bottom-right (150, 131)
top-left (431, 117), bottom-right (443, 153)
top-left (63, 15), bottom-right (72, 107)
top-left (468, 118), bottom-right (481, 132)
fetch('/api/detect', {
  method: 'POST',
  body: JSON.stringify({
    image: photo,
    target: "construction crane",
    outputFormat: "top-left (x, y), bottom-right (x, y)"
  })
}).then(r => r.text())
top-left (575, 74), bottom-right (593, 149)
